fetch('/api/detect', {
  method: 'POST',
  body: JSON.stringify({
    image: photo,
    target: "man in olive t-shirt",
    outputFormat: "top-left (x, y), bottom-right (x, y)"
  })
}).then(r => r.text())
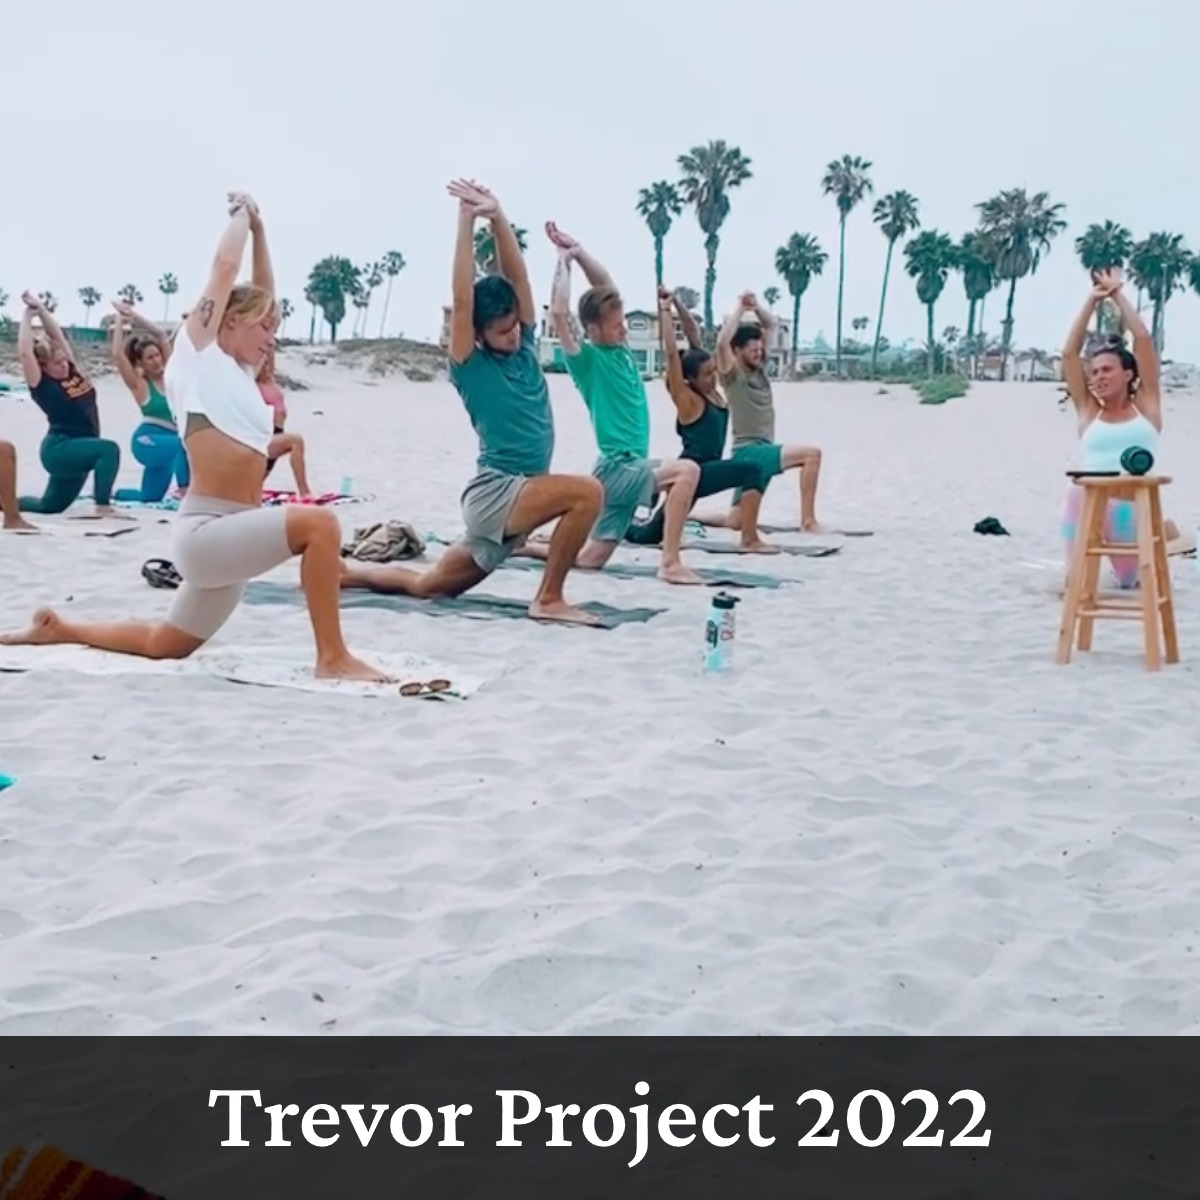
top-left (702, 291), bottom-right (825, 534)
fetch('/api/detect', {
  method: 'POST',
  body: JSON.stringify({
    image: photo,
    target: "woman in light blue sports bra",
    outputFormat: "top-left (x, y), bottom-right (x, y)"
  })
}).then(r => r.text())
top-left (110, 301), bottom-right (190, 503)
top-left (1061, 268), bottom-right (1180, 587)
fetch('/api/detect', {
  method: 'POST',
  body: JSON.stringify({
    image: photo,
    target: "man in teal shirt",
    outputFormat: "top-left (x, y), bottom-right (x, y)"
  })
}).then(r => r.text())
top-left (340, 181), bottom-right (604, 624)
top-left (542, 221), bottom-right (702, 586)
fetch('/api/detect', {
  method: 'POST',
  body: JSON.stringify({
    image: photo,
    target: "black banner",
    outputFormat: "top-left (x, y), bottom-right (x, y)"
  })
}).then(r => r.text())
top-left (1, 1038), bottom-right (1196, 1198)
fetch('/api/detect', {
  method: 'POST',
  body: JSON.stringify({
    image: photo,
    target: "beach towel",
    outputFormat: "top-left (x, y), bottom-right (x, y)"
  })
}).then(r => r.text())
top-left (0, 1142), bottom-right (163, 1199)
top-left (682, 540), bottom-right (840, 558)
top-left (262, 489), bottom-right (371, 507)
top-left (496, 554), bottom-right (787, 589)
top-left (0, 643), bottom-right (484, 700)
top-left (243, 580), bottom-right (663, 628)
top-left (0, 774), bottom-right (14, 791)
top-left (341, 520), bottom-right (426, 562)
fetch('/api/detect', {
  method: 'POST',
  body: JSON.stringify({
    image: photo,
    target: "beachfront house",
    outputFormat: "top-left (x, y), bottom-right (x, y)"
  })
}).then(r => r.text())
top-left (439, 305), bottom-right (792, 378)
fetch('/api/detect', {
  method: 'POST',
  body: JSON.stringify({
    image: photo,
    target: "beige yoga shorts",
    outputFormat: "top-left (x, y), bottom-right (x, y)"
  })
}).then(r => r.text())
top-left (166, 495), bottom-right (294, 640)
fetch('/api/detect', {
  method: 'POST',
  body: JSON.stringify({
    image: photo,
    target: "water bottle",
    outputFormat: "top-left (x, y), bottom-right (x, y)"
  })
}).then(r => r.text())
top-left (702, 592), bottom-right (740, 673)
top-left (340, 474), bottom-right (354, 497)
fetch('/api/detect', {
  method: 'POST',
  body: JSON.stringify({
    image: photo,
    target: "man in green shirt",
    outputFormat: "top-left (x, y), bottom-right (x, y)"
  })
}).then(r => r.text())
top-left (340, 181), bottom-right (604, 625)
top-left (540, 222), bottom-right (703, 586)
top-left (698, 291), bottom-right (825, 534)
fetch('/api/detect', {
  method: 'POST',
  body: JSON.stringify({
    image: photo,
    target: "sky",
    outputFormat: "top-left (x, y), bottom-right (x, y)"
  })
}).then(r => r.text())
top-left (6, 0), bottom-right (1200, 359)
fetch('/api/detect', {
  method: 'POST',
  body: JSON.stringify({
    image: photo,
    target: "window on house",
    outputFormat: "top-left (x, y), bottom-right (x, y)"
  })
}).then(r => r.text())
top-left (628, 316), bottom-right (648, 332)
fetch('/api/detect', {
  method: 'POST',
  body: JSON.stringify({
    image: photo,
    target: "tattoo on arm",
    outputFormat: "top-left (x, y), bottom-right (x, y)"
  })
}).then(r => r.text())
top-left (197, 298), bottom-right (216, 329)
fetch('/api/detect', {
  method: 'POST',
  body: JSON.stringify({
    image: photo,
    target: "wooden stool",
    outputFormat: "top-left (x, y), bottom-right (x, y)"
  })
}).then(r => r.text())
top-left (1056, 474), bottom-right (1179, 670)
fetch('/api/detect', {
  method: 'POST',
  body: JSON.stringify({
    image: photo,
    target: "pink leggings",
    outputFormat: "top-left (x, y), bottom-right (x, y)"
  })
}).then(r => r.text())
top-left (1060, 484), bottom-right (1138, 588)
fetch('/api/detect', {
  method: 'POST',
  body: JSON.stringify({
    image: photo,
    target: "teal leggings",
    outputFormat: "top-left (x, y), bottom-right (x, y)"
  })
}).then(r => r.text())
top-left (19, 433), bottom-right (121, 513)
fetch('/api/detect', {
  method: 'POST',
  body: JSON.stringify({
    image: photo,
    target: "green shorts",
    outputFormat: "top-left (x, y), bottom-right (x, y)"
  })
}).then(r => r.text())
top-left (591, 455), bottom-right (659, 542)
top-left (730, 441), bottom-right (783, 503)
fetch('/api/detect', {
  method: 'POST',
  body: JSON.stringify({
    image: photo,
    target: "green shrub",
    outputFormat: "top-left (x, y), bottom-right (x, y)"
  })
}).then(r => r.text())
top-left (913, 376), bottom-right (968, 405)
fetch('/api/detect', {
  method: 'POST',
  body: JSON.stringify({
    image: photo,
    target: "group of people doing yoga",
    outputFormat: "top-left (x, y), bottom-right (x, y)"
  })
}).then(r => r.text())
top-left (2, 186), bottom-right (1172, 676)
top-left (338, 180), bottom-right (828, 619)
top-left (1, 192), bottom-right (387, 681)
top-left (1061, 267), bottom-right (1183, 586)
top-left (0, 286), bottom-right (311, 533)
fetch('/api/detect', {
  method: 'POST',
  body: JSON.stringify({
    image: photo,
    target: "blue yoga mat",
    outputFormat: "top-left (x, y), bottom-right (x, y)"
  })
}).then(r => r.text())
top-left (243, 581), bottom-right (663, 629)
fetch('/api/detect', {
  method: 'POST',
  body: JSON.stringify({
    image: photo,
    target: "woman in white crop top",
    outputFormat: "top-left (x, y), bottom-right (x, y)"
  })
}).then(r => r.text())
top-left (0, 193), bottom-right (389, 683)
top-left (1060, 268), bottom-right (1185, 586)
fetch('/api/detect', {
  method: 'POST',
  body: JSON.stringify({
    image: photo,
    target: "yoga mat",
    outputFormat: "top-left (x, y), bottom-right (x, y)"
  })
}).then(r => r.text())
top-left (7, 523), bottom-right (138, 539)
top-left (683, 540), bottom-right (840, 558)
top-left (0, 1143), bottom-right (165, 1199)
top-left (243, 580), bottom-right (663, 628)
top-left (757, 524), bottom-right (874, 537)
top-left (496, 555), bottom-right (786, 589)
top-left (0, 643), bottom-right (484, 700)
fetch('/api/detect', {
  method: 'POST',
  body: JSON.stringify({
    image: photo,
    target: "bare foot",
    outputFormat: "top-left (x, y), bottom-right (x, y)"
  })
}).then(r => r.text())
top-left (658, 562), bottom-right (705, 586)
top-left (2, 517), bottom-right (39, 533)
top-left (738, 539), bottom-right (781, 554)
top-left (315, 652), bottom-right (395, 683)
top-left (513, 541), bottom-right (549, 560)
top-left (528, 598), bottom-right (603, 626)
top-left (0, 608), bottom-right (70, 646)
top-left (801, 519), bottom-right (827, 534)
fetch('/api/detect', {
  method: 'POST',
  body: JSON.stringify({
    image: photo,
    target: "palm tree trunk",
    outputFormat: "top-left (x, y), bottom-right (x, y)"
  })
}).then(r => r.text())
top-left (926, 304), bottom-right (935, 377)
top-left (999, 276), bottom-right (1018, 381)
top-left (702, 233), bottom-right (719, 335)
top-left (309, 305), bottom-right (317, 344)
top-left (791, 292), bottom-right (802, 371)
top-left (870, 239), bottom-right (894, 378)
top-left (654, 237), bottom-right (664, 289)
top-left (362, 296), bottom-right (372, 338)
top-left (834, 215), bottom-right (847, 377)
top-left (379, 277), bottom-right (394, 338)
top-left (965, 298), bottom-right (977, 381)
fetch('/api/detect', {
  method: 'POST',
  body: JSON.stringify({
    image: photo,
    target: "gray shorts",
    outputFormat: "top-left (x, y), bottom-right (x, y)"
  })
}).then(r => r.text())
top-left (166, 495), bottom-right (294, 640)
top-left (591, 455), bottom-right (659, 543)
top-left (460, 469), bottom-right (529, 572)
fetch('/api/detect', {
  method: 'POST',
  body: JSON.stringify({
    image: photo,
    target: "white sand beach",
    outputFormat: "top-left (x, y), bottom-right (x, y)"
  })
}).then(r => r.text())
top-left (2, 360), bottom-right (1199, 1036)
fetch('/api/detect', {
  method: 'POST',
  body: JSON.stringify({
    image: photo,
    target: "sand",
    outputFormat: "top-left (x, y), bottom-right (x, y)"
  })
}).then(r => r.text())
top-left (1, 357), bottom-right (1198, 1036)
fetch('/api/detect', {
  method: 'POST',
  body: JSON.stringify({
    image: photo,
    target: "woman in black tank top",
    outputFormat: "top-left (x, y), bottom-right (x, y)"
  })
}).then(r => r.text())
top-left (15, 292), bottom-right (123, 517)
top-left (626, 289), bottom-right (774, 550)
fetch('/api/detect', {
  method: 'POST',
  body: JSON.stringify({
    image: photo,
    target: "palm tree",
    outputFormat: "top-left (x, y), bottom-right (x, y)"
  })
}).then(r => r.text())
top-left (869, 190), bottom-right (920, 377)
top-left (1075, 221), bottom-right (1133, 333)
top-left (279, 298), bottom-right (294, 337)
top-left (306, 256), bottom-right (360, 342)
top-left (378, 250), bottom-right (406, 337)
top-left (117, 283), bottom-right (143, 307)
top-left (675, 286), bottom-right (700, 314)
top-left (957, 232), bottom-right (994, 378)
top-left (636, 181), bottom-right (683, 289)
top-left (78, 286), bottom-right (101, 326)
top-left (763, 286), bottom-right (781, 309)
top-left (474, 226), bottom-right (528, 277)
top-left (1130, 232), bottom-right (1190, 352)
top-left (975, 188), bottom-right (1067, 379)
top-left (677, 140), bottom-right (754, 332)
top-left (157, 273), bottom-right (180, 321)
top-left (38, 291), bottom-right (58, 314)
top-left (1075, 220), bottom-right (1133, 274)
top-left (821, 155), bottom-right (874, 377)
top-left (353, 261), bottom-right (384, 337)
top-left (774, 233), bottom-right (828, 367)
top-left (904, 230), bottom-right (958, 377)
top-left (0, 289), bottom-right (8, 310)
top-left (304, 283), bottom-right (320, 344)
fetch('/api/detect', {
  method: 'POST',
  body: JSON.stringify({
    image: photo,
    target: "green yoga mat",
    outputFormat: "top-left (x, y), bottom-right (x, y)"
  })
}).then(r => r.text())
top-left (497, 555), bottom-right (786, 589)
top-left (757, 524), bottom-right (874, 537)
top-left (682, 541), bottom-right (841, 558)
top-left (243, 581), bottom-right (663, 628)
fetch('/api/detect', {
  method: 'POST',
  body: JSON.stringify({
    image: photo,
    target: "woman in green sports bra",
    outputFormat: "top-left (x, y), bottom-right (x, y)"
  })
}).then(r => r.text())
top-left (110, 300), bottom-right (190, 502)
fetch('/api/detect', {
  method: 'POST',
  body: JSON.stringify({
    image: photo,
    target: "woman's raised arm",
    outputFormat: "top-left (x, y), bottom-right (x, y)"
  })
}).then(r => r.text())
top-left (184, 195), bottom-right (254, 352)
top-left (1062, 281), bottom-right (1106, 418)
top-left (109, 302), bottom-right (147, 400)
